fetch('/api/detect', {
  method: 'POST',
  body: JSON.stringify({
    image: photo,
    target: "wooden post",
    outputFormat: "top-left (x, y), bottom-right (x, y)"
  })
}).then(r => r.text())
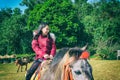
top-left (117, 50), bottom-right (120, 60)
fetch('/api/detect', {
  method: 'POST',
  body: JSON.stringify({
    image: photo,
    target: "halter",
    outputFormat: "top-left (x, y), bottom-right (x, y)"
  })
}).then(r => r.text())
top-left (63, 52), bottom-right (89, 80)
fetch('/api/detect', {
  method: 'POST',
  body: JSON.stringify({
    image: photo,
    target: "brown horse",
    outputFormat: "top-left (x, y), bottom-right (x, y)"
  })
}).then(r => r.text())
top-left (31, 46), bottom-right (94, 80)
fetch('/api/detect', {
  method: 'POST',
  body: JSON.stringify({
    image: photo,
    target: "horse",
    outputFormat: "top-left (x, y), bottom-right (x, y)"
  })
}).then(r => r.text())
top-left (15, 57), bottom-right (30, 72)
top-left (31, 46), bottom-right (94, 80)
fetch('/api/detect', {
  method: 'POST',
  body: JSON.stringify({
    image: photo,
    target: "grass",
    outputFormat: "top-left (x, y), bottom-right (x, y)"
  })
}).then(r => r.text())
top-left (0, 60), bottom-right (120, 80)
top-left (90, 60), bottom-right (120, 80)
top-left (0, 63), bottom-right (32, 80)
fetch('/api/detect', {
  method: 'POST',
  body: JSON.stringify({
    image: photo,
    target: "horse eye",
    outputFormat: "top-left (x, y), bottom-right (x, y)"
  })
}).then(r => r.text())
top-left (74, 70), bottom-right (81, 75)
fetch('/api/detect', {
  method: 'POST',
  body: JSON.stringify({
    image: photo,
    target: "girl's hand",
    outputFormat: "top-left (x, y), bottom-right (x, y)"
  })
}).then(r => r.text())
top-left (44, 54), bottom-right (50, 59)
top-left (50, 55), bottom-right (53, 60)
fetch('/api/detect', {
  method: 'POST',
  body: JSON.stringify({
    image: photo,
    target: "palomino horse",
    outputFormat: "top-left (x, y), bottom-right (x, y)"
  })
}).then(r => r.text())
top-left (31, 47), bottom-right (94, 80)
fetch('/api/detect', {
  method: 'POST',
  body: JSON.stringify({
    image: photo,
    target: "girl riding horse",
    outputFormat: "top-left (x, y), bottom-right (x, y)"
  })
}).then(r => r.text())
top-left (26, 22), bottom-right (56, 80)
top-left (31, 46), bottom-right (94, 80)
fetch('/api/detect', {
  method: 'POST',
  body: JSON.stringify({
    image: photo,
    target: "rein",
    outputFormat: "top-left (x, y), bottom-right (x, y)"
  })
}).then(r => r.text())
top-left (63, 57), bottom-right (75, 80)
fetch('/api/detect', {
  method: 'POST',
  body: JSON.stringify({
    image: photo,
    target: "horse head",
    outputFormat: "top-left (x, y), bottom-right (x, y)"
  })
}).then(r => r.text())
top-left (62, 46), bottom-right (94, 80)
top-left (69, 59), bottom-right (94, 80)
top-left (49, 46), bottom-right (93, 80)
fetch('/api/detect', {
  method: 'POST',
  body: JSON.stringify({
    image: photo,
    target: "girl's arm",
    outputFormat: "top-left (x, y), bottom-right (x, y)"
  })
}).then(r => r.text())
top-left (32, 40), bottom-right (45, 57)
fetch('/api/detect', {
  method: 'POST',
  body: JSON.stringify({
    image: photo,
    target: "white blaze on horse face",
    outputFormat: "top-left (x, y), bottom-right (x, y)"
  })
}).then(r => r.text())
top-left (70, 59), bottom-right (90, 80)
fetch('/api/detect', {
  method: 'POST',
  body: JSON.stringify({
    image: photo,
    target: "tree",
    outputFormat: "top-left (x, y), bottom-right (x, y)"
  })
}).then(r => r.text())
top-left (13, 8), bottom-right (22, 15)
top-left (0, 8), bottom-right (12, 23)
top-left (82, 0), bottom-right (120, 59)
top-left (0, 7), bottom-right (31, 54)
top-left (73, 0), bottom-right (94, 44)
top-left (20, 0), bottom-right (47, 14)
top-left (27, 0), bottom-right (84, 48)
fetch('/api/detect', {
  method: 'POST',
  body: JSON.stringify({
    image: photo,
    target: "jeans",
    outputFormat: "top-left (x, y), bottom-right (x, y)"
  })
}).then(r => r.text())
top-left (25, 59), bottom-right (43, 80)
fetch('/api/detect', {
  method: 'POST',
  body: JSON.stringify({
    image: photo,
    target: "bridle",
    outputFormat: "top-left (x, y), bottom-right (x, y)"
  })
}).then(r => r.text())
top-left (63, 57), bottom-right (75, 80)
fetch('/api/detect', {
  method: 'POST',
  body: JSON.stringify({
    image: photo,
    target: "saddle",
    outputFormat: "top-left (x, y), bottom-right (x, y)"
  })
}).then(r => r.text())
top-left (31, 59), bottom-right (52, 80)
top-left (31, 59), bottom-right (74, 80)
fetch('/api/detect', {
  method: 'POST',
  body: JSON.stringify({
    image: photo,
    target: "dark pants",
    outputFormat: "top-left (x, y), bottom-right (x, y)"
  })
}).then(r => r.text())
top-left (26, 59), bottom-right (43, 80)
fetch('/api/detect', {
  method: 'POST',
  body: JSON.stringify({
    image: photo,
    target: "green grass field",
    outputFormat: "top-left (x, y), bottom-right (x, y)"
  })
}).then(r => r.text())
top-left (0, 62), bottom-right (32, 80)
top-left (90, 60), bottom-right (120, 80)
top-left (0, 60), bottom-right (120, 80)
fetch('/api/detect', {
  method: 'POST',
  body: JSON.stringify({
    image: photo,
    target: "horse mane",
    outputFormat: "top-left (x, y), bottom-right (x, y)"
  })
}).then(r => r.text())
top-left (51, 46), bottom-right (84, 67)
top-left (50, 47), bottom-right (70, 67)
top-left (53, 50), bottom-right (70, 80)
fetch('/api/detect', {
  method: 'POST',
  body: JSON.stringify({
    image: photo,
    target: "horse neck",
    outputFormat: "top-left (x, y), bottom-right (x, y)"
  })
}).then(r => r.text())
top-left (53, 52), bottom-right (70, 80)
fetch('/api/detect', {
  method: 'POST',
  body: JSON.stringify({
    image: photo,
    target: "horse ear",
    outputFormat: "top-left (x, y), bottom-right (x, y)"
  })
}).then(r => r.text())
top-left (80, 43), bottom-right (88, 51)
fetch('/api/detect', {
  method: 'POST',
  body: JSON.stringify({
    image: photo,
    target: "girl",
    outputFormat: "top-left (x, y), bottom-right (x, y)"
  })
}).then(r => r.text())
top-left (26, 22), bottom-right (56, 80)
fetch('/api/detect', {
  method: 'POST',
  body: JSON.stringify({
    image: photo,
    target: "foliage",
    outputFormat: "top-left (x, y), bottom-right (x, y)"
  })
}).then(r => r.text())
top-left (0, 0), bottom-right (120, 59)
top-left (80, 0), bottom-right (120, 59)
top-left (0, 8), bottom-right (32, 54)
top-left (27, 0), bottom-right (84, 47)
top-left (93, 38), bottom-right (120, 60)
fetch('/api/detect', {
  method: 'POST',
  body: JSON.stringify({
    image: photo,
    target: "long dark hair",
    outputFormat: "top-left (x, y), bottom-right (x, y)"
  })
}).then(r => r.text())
top-left (34, 22), bottom-right (52, 40)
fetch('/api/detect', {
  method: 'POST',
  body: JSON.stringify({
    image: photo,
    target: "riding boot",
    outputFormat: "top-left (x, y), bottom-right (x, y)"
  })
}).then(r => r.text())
top-left (25, 59), bottom-right (42, 80)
